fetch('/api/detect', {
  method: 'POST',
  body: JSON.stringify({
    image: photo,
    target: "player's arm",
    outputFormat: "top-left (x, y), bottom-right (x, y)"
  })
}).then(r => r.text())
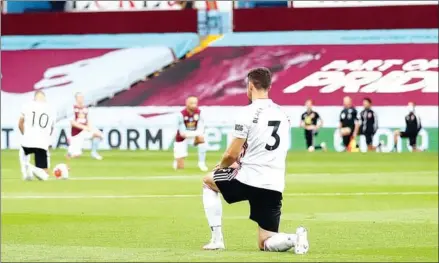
top-left (300, 114), bottom-right (306, 128)
top-left (317, 118), bottom-right (323, 130)
top-left (18, 105), bottom-right (28, 135)
top-left (176, 113), bottom-right (187, 139)
top-left (338, 113), bottom-right (343, 129)
top-left (353, 121), bottom-right (360, 137)
top-left (219, 137), bottom-right (246, 169)
top-left (71, 119), bottom-right (90, 132)
top-left (50, 111), bottom-right (57, 136)
top-left (373, 111), bottom-right (378, 133)
top-left (177, 114), bottom-right (189, 139)
top-left (358, 111), bottom-right (364, 129)
top-left (416, 114), bottom-right (422, 132)
top-left (353, 111), bottom-right (360, 137)
top-left (178, 114), bottom-right (202, 138)
top-left (18, 115), bottom-right (25, 135)
top-left (218, 114), bottom-right (250, 169)
top-left (316, 113), bottom-right (323, 129)
top-left (195, 113), bottom-right (205, 135)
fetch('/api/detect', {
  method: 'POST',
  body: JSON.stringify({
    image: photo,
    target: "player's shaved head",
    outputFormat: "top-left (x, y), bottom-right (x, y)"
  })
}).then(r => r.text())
top-left (186, 96), bottom-right (198, 112)
top-left (34, 90), bottom-right (46, 102)
top-left (343, 96), bottom-right (352, 108)
top-left (75, 92), bottom-right (85, 106)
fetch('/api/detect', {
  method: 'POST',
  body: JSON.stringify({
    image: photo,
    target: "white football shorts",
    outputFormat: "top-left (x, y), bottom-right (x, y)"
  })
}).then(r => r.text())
top-left (173, 138), bottom-right (195, 159)
top-left (68, 130), bottom-right (93, 157)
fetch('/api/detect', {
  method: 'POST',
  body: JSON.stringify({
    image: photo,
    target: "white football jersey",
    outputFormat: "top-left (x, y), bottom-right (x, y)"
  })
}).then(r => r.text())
top-left (233, 99), bottom-right (290, 193)
top-left (20, 101), bottom-right (56, 150)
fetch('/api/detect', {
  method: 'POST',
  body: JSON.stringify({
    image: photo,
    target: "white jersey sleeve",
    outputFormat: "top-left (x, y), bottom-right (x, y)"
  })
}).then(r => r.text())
top-left (233, 110), bottom-right (252, 139)
top-left (177, 113), bottom-right (186, 134)
top-left (196, 112), bottom-right (205, 134)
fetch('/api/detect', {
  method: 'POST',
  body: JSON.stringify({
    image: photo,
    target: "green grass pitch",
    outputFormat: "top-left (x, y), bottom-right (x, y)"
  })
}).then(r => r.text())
top-left (1, 150), bottom-right (438, 262)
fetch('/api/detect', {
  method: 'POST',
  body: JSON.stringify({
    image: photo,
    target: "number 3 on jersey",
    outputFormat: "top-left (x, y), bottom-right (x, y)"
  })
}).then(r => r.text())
top-left (265, 121), bottom-right (280, 151)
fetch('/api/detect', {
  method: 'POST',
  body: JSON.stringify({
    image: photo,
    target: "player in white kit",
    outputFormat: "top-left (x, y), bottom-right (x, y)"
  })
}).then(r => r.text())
top-left (201, 68), bottom-right (309, 254)
top-left (18, 91), bottom-right (56, 181)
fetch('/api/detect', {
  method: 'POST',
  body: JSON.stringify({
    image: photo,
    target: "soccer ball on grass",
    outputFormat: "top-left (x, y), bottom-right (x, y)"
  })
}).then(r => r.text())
top-left (53, 163), bottom-right (69, 180)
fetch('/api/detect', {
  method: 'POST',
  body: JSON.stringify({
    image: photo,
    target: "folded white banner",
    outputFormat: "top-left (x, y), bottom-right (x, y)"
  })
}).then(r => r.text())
top-left (1, 47), bottom-right (175, 126)
top-left (65, 1), bottom-right (183, 12)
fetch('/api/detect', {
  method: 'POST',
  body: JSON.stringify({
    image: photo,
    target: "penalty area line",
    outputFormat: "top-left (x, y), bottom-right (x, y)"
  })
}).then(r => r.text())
top-left (2, 192), bottom-right (438, 199)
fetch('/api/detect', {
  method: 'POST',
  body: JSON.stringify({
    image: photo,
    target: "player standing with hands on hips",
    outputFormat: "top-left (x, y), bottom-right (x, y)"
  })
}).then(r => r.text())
top-left (18, 91), bottom-right (56, 181)
top-left (201, 68), bottom-right (309, 254)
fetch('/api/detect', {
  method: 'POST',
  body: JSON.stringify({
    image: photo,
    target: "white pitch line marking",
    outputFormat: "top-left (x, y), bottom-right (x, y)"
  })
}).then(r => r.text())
top-left (1, 171), bottom-right (436, 182)
top-left (69, 175), bottom-right (198, 181)
top-left (2, 192), bottom-right (437, 199)
top-left (66, 171), bottom-right (437, 181)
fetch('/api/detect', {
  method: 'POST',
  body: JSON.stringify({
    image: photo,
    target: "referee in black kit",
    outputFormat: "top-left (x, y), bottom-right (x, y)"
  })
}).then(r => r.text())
top-left (393, 102), bottom-right (422, 152)
top-left (359, 98), bottom-right (382, 152)
top-left (300, 99), bottom-right (326, 152)
top-left (339, 96), bottom-right (360, 152)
